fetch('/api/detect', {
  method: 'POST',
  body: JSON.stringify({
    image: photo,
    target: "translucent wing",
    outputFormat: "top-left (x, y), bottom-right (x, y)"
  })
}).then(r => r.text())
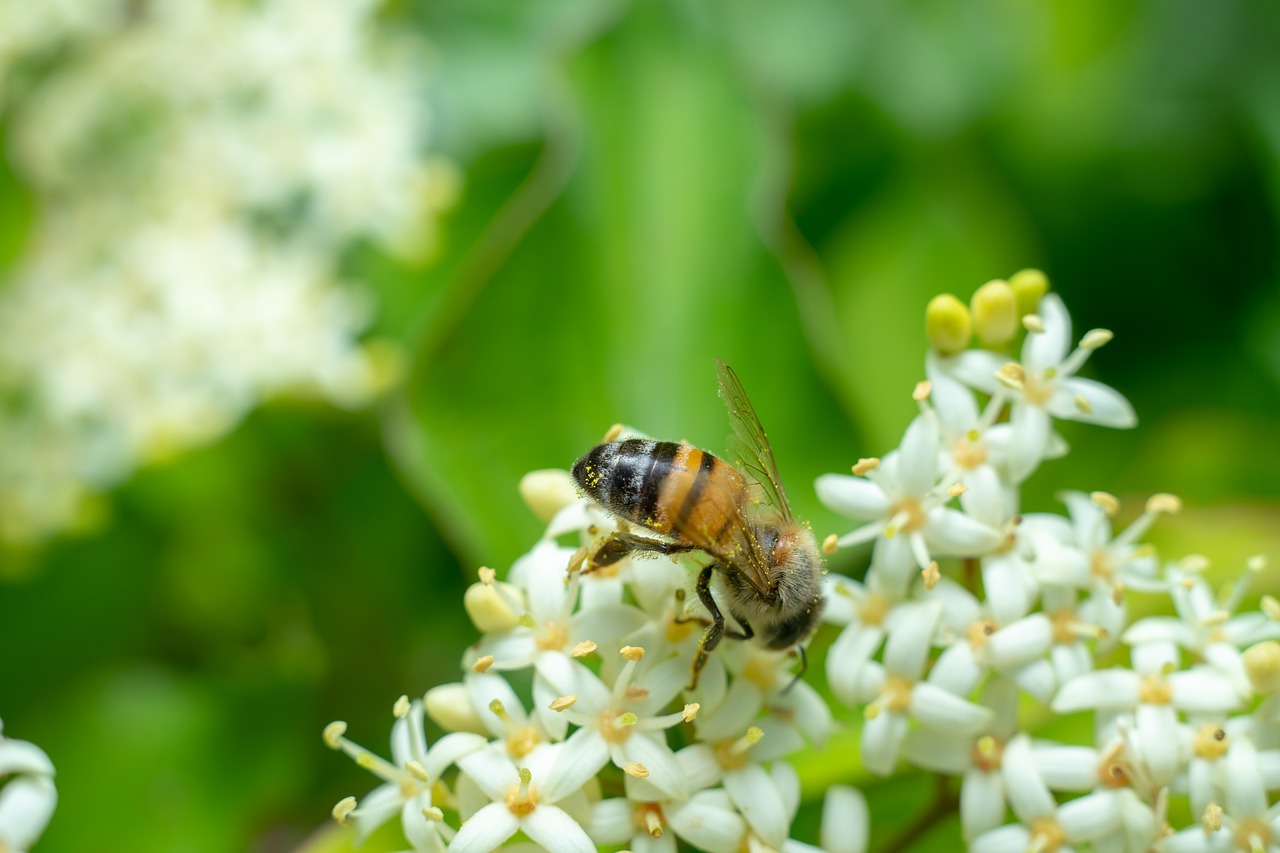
top-left (683, 464), bottom-right (773, 597)
top-left (714, 358), bottom-right (794, 523)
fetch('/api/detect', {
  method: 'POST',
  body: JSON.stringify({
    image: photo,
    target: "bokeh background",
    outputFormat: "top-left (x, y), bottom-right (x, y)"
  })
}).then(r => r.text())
top-left (2, 0), bottom-right (1280, 850)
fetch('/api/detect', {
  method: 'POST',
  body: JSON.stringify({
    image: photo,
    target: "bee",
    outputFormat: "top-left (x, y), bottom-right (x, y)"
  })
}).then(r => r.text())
top-left (572, 359), bottom-right (823, 687)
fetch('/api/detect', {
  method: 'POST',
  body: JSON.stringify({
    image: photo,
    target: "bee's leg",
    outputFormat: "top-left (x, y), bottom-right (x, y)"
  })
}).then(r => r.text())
top-left (672, 589), bottom-right (710, 626)
top-left (587, 533), bottom-right (695, 573)
top-left (781, 646), bottom-right (808, 695)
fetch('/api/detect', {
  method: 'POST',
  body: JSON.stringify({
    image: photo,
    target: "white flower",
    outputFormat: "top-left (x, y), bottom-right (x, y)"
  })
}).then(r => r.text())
top-left (851, 601), bottom-right (993, 775)
top-left (0, 720), bottom-right (57, 853)
top-left (451, 741), bottom-right (597, 853)
top-left (323, 698), bottom-right (486, 851)
top-left (940, 293), bottom-right (1136, 482)
top-left (817, 413), bottom-right (1003, 597)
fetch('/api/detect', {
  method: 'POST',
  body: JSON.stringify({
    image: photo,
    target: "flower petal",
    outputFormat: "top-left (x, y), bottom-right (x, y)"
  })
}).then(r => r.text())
top-left (668, 791), bottom-right (747, 853)
top-left (1049, 377), bottom-right (1136, 428)
top-left (924, 507), bottom-right (1004, 556)
top-left (449, 802), bottom-right (520, 853)
top-left (1024, 292), bottom-right (1071, 373)
top-left (896, 415), bottom-right (942, 497)
top-left (725, 763), bottom-right (789, 849)
top-left (543, 729), bottom-right (611, 803)
top-left (815, 475), bottom-right (891, 520)
top-left (1001, 734), bottom-right (1055, 821)
top-left (1052, 669), bottom-right (1140, 713)
top-left (909, 682), bottom-right (993, 732)
top-left (820, 785), bottom-right (869, 853)
top-left (960, 768), bottom-right (1005, 840)
top-left (943, 350), bottom-right (1006, 395)
top-left (522, 803), bottom-right (598, 853)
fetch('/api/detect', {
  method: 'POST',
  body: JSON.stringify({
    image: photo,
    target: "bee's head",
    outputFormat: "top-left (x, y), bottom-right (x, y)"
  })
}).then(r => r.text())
top-left (762, 597), bottom-right (824, 649)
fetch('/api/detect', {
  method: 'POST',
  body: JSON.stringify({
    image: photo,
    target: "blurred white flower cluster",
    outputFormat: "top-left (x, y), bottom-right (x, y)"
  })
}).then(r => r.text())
top-left (0, 719), bottom-right (56, 852)
top-left (0, 0), bottom-right (449, 543)
top-left (327, 276), bottom-right (1280, 851)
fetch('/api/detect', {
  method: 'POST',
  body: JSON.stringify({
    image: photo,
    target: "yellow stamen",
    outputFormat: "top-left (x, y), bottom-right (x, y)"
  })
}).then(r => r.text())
top-left (323, 721), bottom-right (347, 750)
top-left (1090, 491), bottom-right (1120, 516)
top-left (624, 762), bottom-right (650, 778)
top-left (912, 381), bottom-right (931, 402)
top-left (852, 457), bottom-right (880, 476)
top-left (571, 641), bottom-right (597, 658)
top-left (921, 561), bottom-right (940, 591)
top-left (549, 695), bottom-right (578, 712)
top-left (621, 645), bottom-right (645, 662)
top-left (1080, 329), bottom-right (1114, 350)
top-left (332, 796), bottom-right (357, 824)
top-left (603, 423), bottom-right (624, 442)
top-left (1022, 313), bottom-right (1045, 333)
top-left (822, 533), bottom-right (839, 554)
top-left (393, 695), bottom-right (411, 719)
top-left (682, 703), bottom-right (700, 722)
top-left (1147, 493), bottom-right (1182, 515)
top-left (472, 655), bottom-right (495, 673)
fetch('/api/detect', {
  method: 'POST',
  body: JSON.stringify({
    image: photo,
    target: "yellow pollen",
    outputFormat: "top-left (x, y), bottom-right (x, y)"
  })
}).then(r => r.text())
top-left (422, 806), bottom-right (444, 822)
top-left (332, 796), bottom-right (357, 824)
top-left (921, 561), bottom-right (941, 591)
top-left (549, 695), bottom-right (578, 712)
top-left (505, 782), bottom-right (538, 817)
top-left (971, 735), bottom-right (1003, 772)
top-left (600, 710), bottom-right (634, 745)
top-left (967, 619), bottom-right (997, 649)
top-left (1028, 816), bottom-right (1067, 853)
top-left (890, 498), bottom-right (926, 533)
top-left (621, 645), bottom-right (645, 662)
top-left (913, 381), bottom-right (931, 401)
top-left (858, 592), bottom-right (891, 626)
top-left (1090, 491), bottom-right (1120, 516)
top-left (472, 655), bottom-right (495, 673)
top-left (951, 435), bottom-right (988, 470)
top-left (852, 457), bottom-right (880, 476)
top-left (1192, 724), bottom-right (1229, 760)
top-left (1021, 374), bottom-right (1053, 406)
top-left (947, 483), bottom-right (968, 497)
top-left (393, 695), bottom-right (411, 718)
top-left (1138, 672), bottom-right (1173, 705)
top-left (603, 423), bottom-right (624, 442)
top-left (478, 566), bottom-right (497, 585)
top-left (624, 762), bottom-right (649, 778)
top-left (1203, 802), bottom-right (1223, 833)
top-left (878, 675), bottom-right (915, 713)
top-left (536, 621), bottom-right (569, 651)
top-left (571, 641), bottom-right (597, 658)
top-left (566, 546), bottom-right (588, 576)
top-left (683, 703), bottom-right (700, 722)
top-left (507, 725), bottom-right (540, 759)
top-left (1236, 817), bottom-right (1272, 852)
top-left (822, 533), bottom-right (839, 554)
top-left (323, 721), bottom-right (347, 750)
top-left (1147, 493), bottom-right (1182, 515)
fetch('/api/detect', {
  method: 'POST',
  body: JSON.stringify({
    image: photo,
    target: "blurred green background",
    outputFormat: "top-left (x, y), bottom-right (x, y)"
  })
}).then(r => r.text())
top-left (3, 0), bottom-right (1280, 850)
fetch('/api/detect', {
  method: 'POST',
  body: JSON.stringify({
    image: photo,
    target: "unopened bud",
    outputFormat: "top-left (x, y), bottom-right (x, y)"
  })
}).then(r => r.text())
top-left (971, 280), bottom-right (1018, 346)
top-left (1009, 269), bottom-right (1049, 316)
top-left (925, 294), bottom-right (972, 355)
top-left (464, 581), bottom-right (523, 633)
top-left (519, 469), bottom-right (579, 522)
top-left (1244, 641), bottom-right (1280, 695)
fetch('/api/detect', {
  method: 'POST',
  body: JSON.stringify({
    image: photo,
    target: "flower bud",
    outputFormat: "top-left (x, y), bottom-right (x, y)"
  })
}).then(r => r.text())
top-left (1244, 640), bottom-right (1280, 695)
top-left (424, 683), bottom-right (488, 734)
top-left (1010, 268), bottom-right (1049, 317)
top-left (519, 469), bottom-right (579, 522)
top-left (971, 280), bottom-right (1017, 346)
top-left (464, 581), bottom-right (523, 633)
top-left (925, 294), bottom-right (972, 355)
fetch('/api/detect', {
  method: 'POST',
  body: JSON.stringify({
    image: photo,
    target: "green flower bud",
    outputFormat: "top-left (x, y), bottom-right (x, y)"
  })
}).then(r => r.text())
top-left (971, 280), bottom-right (1018, 347)
top-left (925, 294), bottom-right (972, 355)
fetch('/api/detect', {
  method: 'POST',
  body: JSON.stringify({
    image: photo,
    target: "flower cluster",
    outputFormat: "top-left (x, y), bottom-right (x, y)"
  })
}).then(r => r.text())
top-left (326, 274), bottom-right (1280, 852)
top-left (0, 0), bottom-right (452, 543)
top-left (0, 719), bottom-right (57, 852)
top-left (819, 272), bottom-right (1280, 851)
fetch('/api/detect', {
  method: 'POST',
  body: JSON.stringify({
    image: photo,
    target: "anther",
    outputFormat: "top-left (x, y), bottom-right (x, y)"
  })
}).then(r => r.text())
top-left (617, 712), bottom-right (639, 728)
top-left (323, 721), bottom-right (348, 750)
top-left (571, 641), bottom-right (597, 658)
top-left (624, 762), bottom-right (650, 778)
top-left (566, 547), bottom-right (588, 576)
top-left (603, 423), bottom-right (624, 442)
top-left (1203, 802), bottom-right (1222, 833)
top-left (549, 695), bottom-right (578, 712)
top-left (489, 699), bottom-right (512, 722)
top-left (1090, 492), bottom-right (1120, 517)
top-left (406, 760), bottom-right (430, 782)
top-left (947, 483), bottom-right (968, 498)
top-left (478, 567), bottom-right (497, 585)
top-left (1147, 494), bottom-right (1182, 515)
top-left (912, 381), bottom-right (931, 402)
top-left (394, 695), bottom-right (411, 718)
top-left (1022, 314), bottom-right (1045, 333)
top-left (852, 458), bottom-right (880, 476)
top-left (1262, 596), bottom-right (1280, 621)
top-left (682, 703), bottom-right (700, 722)
top-left (1180, 554), bottom-right (1210, 573)
top-left (995, 362), bottom-right (1025, 390)
top-left (1080, 329), bottom-right (1114, 350)
top-left (621, 646), bottom-right (645, 662)
top-left (422, 806), bottom-right (445, 822)
top-left (645, 810), bottom-right (664, 838)
top-left (473, 655), bottom-right (495, 673)
top-left (1074, 394), bottom-right (1093, 415)
top-left (332, 796), bottom-right (357, 824)
top-left (921, 561), bottom-right (940, 591)
top-left (822, 534), bottom-right (839, 554)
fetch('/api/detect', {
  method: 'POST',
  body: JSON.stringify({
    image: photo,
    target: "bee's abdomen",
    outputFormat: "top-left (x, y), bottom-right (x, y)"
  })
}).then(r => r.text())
top-left (572, 439), bottom-right (742, 544)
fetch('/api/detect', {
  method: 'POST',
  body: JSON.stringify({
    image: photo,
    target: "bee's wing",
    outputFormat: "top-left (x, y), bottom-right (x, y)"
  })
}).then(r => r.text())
top-left (689, 469), bottom-right (774, 599)
top-left (715, 358), bottom-right (794, 523)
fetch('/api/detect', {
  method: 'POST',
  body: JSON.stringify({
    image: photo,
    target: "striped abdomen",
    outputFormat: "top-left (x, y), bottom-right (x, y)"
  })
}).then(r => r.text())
top-left (572, 438), bottom-right (748, 552)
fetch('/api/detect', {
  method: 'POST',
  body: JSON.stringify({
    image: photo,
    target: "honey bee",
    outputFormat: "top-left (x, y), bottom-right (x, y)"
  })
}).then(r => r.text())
top-left (572, 359), bottom-right (823, 687)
